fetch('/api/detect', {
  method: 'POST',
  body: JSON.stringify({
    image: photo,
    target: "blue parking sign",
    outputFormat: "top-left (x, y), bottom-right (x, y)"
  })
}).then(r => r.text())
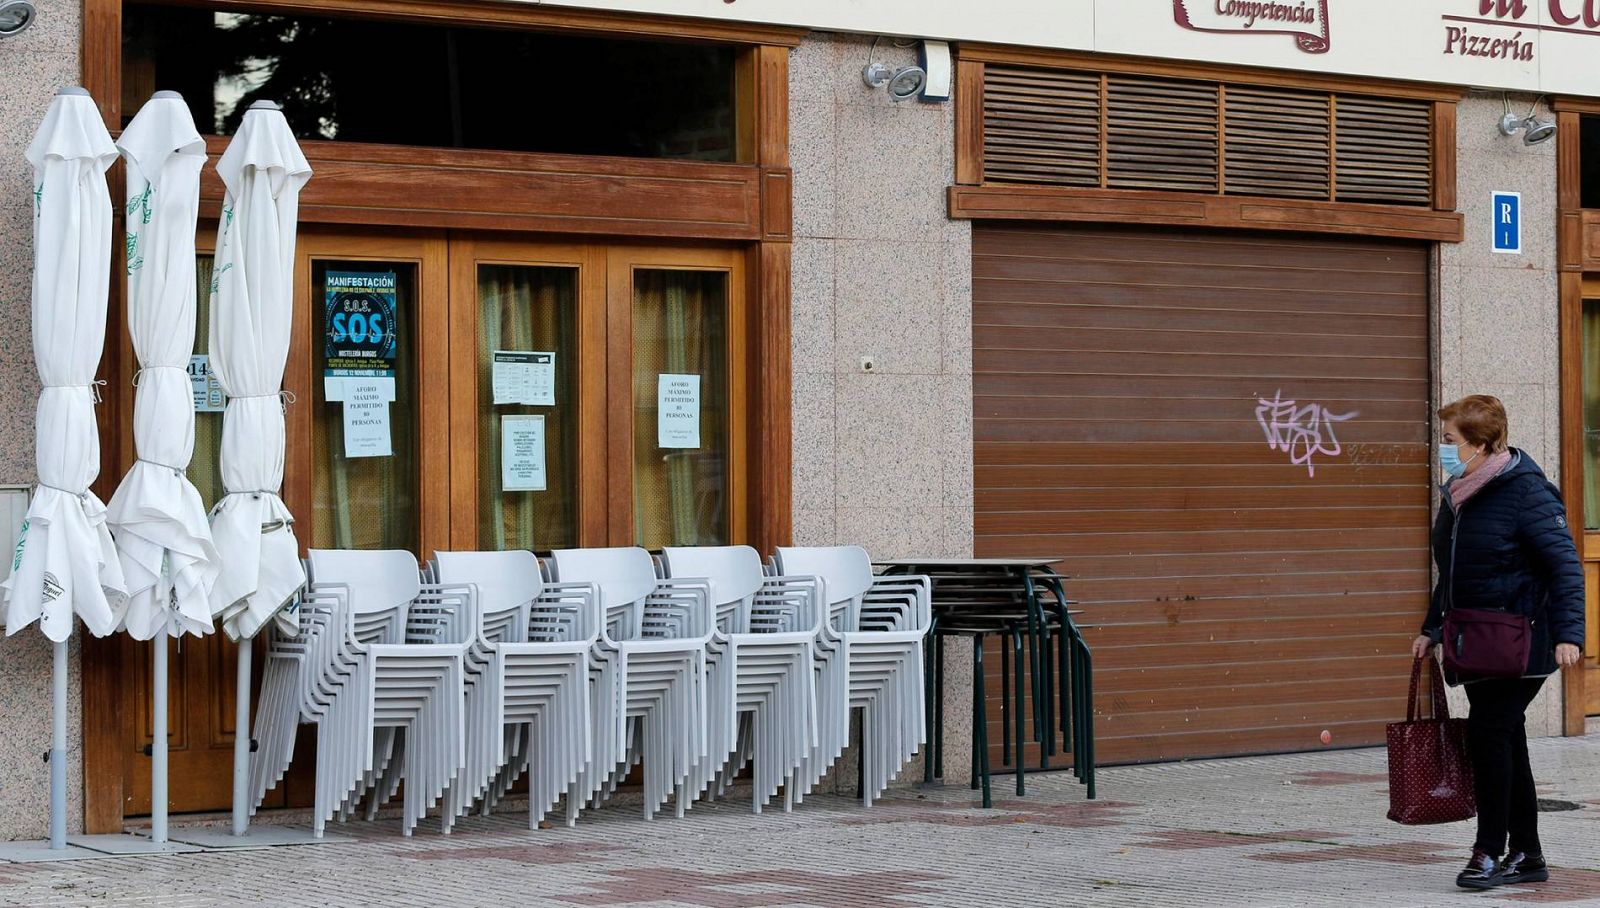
top-left (1492, 191), bottom-right (1521, 254)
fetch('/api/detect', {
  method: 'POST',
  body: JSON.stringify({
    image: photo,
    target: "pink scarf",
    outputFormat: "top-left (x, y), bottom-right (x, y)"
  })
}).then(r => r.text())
top-left (1448, 450), bottom-right (1513, 510)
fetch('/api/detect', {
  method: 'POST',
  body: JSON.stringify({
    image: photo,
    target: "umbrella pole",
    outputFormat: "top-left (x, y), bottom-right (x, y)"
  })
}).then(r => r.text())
top-left (231, 639), bottom-right (251, 837)
top-left (151, 637), bottom-right (168, 844)
top-left (49, 639), bottom-right (67, 850)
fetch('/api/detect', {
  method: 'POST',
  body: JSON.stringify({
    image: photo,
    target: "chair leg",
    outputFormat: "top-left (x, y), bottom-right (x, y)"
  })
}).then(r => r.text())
top-left (1040, 625), bottom-right (1056, 764)
top-left (1000, 632), bottom-right (1011, 767)
top-left (1057, 609), bottom-right (1074, 761)
top-left (972, 635), bottom-right (991, 809)
top-left (1012, 625), bottom-right (1026, 797)
top-left (934, 633), bottom-right (946, 780)
top-left (1078, 637), bottom-right (1096, 800)
top-left (924, 621), bottom-right (940, 785)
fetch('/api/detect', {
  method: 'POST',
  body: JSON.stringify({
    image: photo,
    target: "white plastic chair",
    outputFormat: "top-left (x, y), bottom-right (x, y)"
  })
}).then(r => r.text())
top-left (249, 549), bottom-right (471, 837)
top-left (430, 550), bottom-right (598, 828)
top-left (546, 547), bottom-right (713, 819)
top-left (658, 545), bottom-right (821, 813)
top-left (772, 546), bottom-right (931, 806)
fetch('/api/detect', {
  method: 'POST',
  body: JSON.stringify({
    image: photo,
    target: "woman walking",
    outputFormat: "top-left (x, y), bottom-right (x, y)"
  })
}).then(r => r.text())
top-left (1411, 395), bottom-right (1585, 891)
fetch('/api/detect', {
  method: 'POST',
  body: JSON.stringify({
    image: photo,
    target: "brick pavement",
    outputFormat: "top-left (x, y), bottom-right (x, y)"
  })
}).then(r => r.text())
top-left (5, 735), bottom-right (1600, 907)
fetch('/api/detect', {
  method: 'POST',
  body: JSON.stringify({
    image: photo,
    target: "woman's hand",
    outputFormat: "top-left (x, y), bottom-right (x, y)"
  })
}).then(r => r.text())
top-left (1411, 635), bottom-right (1436, 659)
top-left (1556, 643), bottom-right (1582, 668)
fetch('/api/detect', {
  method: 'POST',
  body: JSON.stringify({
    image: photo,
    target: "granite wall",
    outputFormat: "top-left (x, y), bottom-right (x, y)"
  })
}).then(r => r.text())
top-left (0, 0), bottom-right (87, 839)
top-left (1438, 93), bottom-right (1565, 734)
top-left (788, 32), bottom-right (976, 789)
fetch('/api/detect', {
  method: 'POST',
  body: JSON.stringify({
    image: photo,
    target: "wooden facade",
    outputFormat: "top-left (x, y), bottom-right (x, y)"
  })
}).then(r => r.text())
top-left (79, 0), bottom-right (801, 832)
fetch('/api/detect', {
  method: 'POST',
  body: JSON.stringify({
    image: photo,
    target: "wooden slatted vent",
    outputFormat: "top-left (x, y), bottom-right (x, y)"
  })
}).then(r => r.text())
top-left (981, 64), bottom-right (1434, 207)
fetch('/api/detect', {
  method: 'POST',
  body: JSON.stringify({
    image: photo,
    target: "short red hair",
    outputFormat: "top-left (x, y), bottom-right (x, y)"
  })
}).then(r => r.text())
top-left (1437, 395), bottom-right (1509, 453)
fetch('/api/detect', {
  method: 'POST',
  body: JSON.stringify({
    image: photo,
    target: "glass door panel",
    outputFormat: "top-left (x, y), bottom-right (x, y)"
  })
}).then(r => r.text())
top-left (189, 253), bottom-right (224, 508)
top-left (614, 252), bottom-right (745, 549)
top-left (476, 264), bottom-right (580, 550)
top-left (310, 258), bottom-right (421, 551)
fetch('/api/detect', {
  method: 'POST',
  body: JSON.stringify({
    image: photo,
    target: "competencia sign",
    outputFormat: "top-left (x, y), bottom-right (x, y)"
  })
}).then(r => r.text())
top-left (531, 0), bottom-right (1600, 95)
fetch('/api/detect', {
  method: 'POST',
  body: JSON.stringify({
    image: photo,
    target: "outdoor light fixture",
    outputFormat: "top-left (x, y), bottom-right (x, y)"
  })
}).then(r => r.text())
top-left (1498, 95), bottom-right (1557, 146)
top-left (862, 36), bottom-right (928, 102)
top-left (0, 0), bottom-right (36, 38)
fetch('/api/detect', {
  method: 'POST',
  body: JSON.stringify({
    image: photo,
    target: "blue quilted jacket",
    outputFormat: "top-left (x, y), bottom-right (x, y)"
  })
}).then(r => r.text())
top-left (1421, 450), bottom-right (1586, 681)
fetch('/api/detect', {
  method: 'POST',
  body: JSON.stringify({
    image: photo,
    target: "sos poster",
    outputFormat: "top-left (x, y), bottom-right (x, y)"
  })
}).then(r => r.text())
top-left (324, 271), bottom-right (398, 379)
top-left (324, 271), bottom-right (398, 458)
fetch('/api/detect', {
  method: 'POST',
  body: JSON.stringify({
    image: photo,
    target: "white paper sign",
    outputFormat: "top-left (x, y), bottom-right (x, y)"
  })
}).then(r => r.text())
top-left (342, 378), bottom-right (394, 459)
top-left (492, 351), bottom-right (556, 406)
top-left (657, 374), bottom-right (701, 450)
top-left (501, 414), bottom-right (548, 492)
top-left (188, 354), bottom-right (226, 413)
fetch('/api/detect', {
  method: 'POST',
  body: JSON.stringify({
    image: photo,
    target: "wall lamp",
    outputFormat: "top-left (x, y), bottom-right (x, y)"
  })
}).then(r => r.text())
top-left (862, 36), bottom-right (927, 102)
top-left (1498, 95), bottom-right (1556, 145)
top-left (0, 1), bottom-right (35, 38)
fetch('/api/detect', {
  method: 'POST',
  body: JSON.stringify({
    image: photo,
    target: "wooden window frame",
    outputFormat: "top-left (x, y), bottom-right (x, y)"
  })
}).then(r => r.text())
top-left (1555, 96), bottom-right (1600, 735)
top-left (950, 46), bottom-right (1466, 244)
top-left (82, 0), bottom-right (795, 832)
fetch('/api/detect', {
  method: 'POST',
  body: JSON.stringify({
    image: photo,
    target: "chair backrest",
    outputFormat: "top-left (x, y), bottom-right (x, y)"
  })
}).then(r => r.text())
top-left (306, 549), bottom-right (421, 614)
top-left (432, 550), bottom-right (543, 616)
top-left (773, 545), bottom-right (874, 605)
top-left (547, 547), bottom-right (657, 611)
top-left (659, 545), bottom-right (764, 608)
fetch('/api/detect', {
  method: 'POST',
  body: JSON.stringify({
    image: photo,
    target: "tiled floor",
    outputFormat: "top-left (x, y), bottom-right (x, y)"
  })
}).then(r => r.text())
top-left (6, 736), bottom-right (1600, 907)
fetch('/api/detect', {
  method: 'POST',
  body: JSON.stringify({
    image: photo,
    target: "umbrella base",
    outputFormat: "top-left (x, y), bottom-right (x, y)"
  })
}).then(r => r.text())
top-left (0, 840), bottom-right (114, 863)
top-left (67, 834), bottom-right (204, 855)
top-left (166, 825), bottom-right (342, 849)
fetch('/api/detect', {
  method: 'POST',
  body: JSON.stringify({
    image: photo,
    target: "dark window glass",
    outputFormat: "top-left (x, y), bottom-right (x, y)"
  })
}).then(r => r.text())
top-left (1583, 116), bottom-right (1600, 210)
top-left (121, 3), bottom-right (738, 161)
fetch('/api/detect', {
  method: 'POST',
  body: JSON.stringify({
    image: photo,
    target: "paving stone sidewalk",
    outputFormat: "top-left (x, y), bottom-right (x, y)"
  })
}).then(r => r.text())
top-left (6, 735), bottom-right (1600, 908)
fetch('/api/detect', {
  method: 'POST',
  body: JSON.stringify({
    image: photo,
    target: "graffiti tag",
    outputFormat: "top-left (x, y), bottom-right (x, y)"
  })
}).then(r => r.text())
top-left (1255, 392), bottom-right (1357, 478)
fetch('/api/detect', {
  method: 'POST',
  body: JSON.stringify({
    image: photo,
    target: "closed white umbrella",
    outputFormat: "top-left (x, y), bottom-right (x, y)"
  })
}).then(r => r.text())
top-left (1, 86), bottom-right (127, 850)
top-left (108, 92), bottom-right (218, 639)
top-left (206, 100), bottom-right (310, 836)
top-left (106, 91), bottom-right (220, 847)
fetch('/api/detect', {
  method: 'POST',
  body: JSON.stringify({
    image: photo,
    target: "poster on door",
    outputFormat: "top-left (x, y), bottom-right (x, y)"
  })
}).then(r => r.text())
top-left (323, 270), bottom-right (398, 458)
top-left (657, 374), bottom-right (701, 449)
top-left (501, 414), bottom-right (548, 491)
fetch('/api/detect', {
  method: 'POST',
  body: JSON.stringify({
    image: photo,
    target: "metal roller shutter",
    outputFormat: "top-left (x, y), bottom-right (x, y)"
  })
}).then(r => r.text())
top-left (973, 224), bottom-right (1432, 765)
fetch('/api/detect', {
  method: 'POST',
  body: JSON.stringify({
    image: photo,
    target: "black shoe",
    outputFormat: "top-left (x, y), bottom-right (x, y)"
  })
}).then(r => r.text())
top-left (1495, 852), bottom-right (1550, 885)
top-left (1457, 850), bottom-right (1504, 890)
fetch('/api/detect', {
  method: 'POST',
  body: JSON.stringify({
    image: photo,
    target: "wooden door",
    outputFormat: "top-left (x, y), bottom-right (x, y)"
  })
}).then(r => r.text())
top-left (447, 240), bottom-right (747, 551)
top-left (1582, 279), bottom-right (1600, 715)
top-left (121, 229), bottom-right (451, 816)
top-left (972, 224), bottom-right (1433, 765)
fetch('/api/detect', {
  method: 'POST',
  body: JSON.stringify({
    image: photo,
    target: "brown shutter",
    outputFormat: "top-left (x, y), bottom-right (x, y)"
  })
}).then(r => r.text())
top-left (1335, 95), bottom-right (1434, 205)
top-left (973, 224), bottom-right (1431, 765)
top-left (982, 67), bottom-right (1101, 186)
top-left (1106, 76), bottom-right (1218, 193)
top-left (1223, 86), bottom-right (1330, 199)
top-left (979, 64), bottom-right (1434, 207)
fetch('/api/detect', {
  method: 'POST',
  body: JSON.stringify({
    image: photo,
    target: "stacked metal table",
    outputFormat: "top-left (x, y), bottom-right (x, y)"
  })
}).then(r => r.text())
top-left (876, 558), bottom-right (1095, 807)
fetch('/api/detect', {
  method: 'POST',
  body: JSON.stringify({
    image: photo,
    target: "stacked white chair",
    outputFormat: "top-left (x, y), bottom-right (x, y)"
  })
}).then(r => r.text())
top-left (547, 547), bottom-right (713, 819)
top-left (773, 546), bottom-right (931, 806)
top-left (249, 550), bottom-right (472, 837)
top-left (431, 550), bottom-right (598, 828)
top-left (658, 546), bottom-right (822, 813)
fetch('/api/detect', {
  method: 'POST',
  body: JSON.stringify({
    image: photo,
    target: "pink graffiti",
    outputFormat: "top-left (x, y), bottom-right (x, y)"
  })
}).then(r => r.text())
top-left (1255, 392), bottom-right (1358, 477)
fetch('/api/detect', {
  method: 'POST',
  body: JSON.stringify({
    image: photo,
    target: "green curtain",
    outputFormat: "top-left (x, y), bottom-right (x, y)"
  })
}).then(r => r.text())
top-left (1584, 299), bottom-right (1600, 529)
top-left (477, 265), bottom-right (576, 551)
top-left (631, 270), bottom-right (728, 549)
top-left (189, 257), bottom-right (225, 509)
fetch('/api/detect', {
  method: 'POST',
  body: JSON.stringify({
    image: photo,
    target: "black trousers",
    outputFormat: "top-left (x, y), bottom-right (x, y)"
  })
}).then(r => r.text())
top-left (1464, 676), bottom-right (1547, 856)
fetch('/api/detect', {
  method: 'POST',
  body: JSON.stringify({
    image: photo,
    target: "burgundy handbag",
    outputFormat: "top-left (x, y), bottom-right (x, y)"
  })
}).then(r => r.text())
top-left (1442, 607), bottom-right (1531, 679)
top-left (1386, 657), bottom-right (1475, 825)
